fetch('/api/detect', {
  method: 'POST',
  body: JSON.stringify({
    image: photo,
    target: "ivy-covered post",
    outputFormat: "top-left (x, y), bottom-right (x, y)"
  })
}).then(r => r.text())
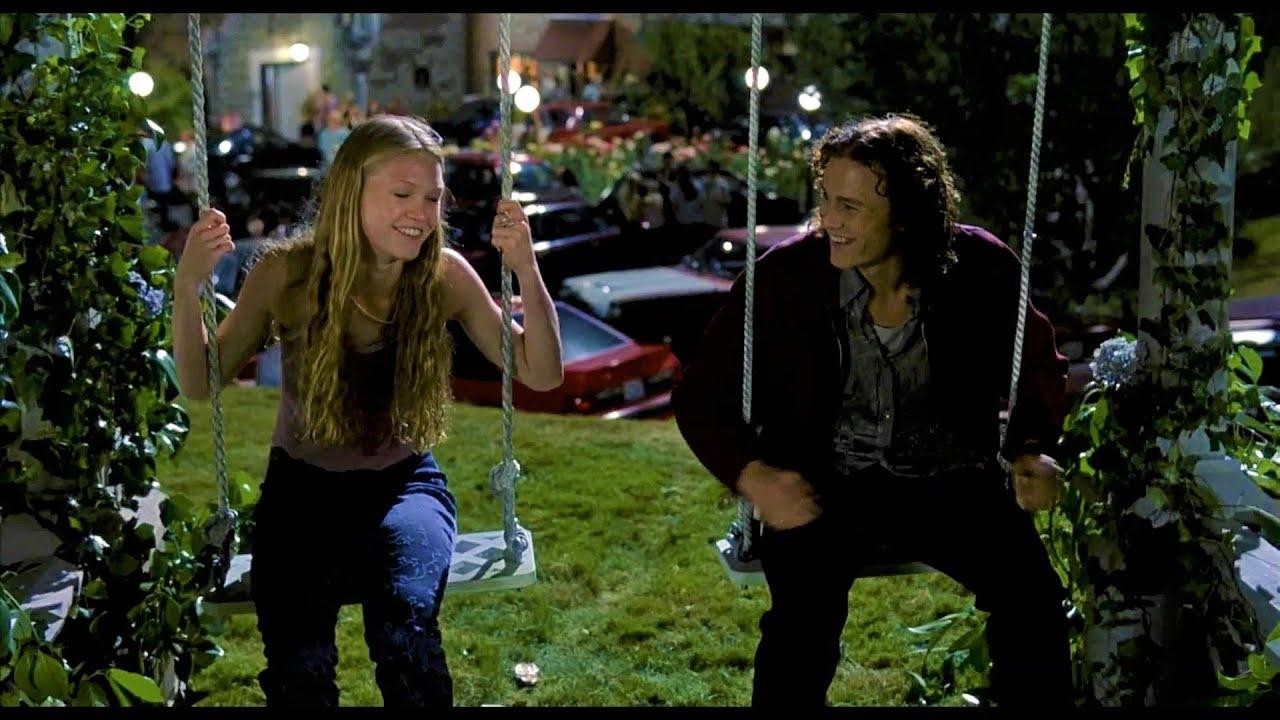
top-left (1069, 13), bottom-right (1268, 706)
top-left (0, 13), bottom-right (230, 706)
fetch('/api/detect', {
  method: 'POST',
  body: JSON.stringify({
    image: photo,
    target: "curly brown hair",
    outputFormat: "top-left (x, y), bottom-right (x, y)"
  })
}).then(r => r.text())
top-left (810, 113), bottom-right (960, 286)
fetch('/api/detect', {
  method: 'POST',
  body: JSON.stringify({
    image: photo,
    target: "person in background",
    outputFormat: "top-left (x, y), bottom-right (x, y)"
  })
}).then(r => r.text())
top-left (318, 109), bottom-right (353, 170)
top-left (140, 123), bottom-right (179, 228)
top-left (700, 158), bottom-right (733, 230)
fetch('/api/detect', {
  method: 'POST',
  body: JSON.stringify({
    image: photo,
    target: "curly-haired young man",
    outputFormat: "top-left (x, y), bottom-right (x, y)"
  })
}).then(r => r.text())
top-left (675, 114), bottom-right (1072, 708)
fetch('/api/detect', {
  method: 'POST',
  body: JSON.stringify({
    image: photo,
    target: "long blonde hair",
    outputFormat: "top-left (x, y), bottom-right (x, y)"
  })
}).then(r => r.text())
top-left (271, 114), bottom-right (453, 451)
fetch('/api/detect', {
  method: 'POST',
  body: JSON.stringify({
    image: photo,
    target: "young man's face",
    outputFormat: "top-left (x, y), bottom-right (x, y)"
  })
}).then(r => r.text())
top-left (819, 157), bottom-right (898, 272)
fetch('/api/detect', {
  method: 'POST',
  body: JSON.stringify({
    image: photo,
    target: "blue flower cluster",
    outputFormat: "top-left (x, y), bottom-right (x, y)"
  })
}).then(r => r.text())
top-left (1090, 336), bottom-right (1140, 389)
top-left (127, 270), bottom-right (166, 319)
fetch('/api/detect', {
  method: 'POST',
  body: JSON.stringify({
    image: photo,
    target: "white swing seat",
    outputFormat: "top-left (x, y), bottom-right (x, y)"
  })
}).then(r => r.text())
top-left (205, 529), bottom-right (536, 617)
top-left (714, 533), bottom-right (934, 590)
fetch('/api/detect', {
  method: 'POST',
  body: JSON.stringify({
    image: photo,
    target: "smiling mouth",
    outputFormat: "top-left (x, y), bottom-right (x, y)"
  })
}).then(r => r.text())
top-left (395, 227), bottom-right (426, 239)
top-left (830, 235), bottom-right (855, 246)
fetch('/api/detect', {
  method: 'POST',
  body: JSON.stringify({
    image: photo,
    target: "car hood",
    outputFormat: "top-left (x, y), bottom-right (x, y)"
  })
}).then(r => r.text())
top-left (1230, 295), bottom-right (1280, 322)
top-left (562, 266), bottom-right (732, 317)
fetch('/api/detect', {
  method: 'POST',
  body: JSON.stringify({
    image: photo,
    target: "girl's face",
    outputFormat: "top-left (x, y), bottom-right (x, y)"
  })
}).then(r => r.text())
top-left (359, 152), bottom-right (443, 263)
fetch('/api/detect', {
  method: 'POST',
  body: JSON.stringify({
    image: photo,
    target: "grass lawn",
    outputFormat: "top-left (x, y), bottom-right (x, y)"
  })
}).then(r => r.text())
top-left (160, 387), bottom-right (975, 707)
top-left (1236, 214), bottom-right (1280, 299)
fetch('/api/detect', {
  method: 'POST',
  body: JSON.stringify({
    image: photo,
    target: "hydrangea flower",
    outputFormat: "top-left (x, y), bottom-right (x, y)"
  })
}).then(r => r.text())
top-left (1090, 336), bottom-right (1140, 389)
top-left (127, 270), bottom-right (166, 319)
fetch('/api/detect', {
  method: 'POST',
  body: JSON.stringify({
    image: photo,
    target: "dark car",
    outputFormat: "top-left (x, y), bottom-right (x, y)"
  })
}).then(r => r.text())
top-left (201, 125), bottom-right (322, 234)
top-left (432, 97), bottom-right (501, 148)
top-left (595, 166), bottom-right (805, 268)
top-left (559, 224), bottom-right (806, 364)
top-left (445, 151), bottom-right (582, 212)
top-left (450, 299), bottom-right (680, 419)
top-left (729, 111), bottom-right (831, 146)
top-left (1053, 294), bottom-right (1280, 398)
top-left (450, 199), bottom-right (624, 296)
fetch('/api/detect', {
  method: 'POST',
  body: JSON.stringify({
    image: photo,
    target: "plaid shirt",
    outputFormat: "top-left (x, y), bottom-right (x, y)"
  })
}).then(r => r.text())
top-left (832, 268), bottom-right (990, 479)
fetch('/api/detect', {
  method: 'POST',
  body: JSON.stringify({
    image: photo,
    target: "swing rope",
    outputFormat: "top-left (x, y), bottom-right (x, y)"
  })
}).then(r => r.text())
top-left (999, 12), bottom-right (1053, 468)
top-left (732, 13), bottom-right (1053, 561)
top-left (736, 14), bottom-right (764, 557)
top-left (187, 13), bottom-right (237, 591)
top-left (488, 12), bottom-right (528, 565)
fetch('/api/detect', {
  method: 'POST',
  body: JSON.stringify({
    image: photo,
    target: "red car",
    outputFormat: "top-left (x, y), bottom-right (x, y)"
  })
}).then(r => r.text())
top-left (559, 224), bottom-right (807, 364)
top-left (450, 298), bottom-right (680, 419)
top-left (535, 100), bottom-right (671, 145)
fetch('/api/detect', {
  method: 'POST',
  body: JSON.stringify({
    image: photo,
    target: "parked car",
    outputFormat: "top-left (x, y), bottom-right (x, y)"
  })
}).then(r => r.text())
top-left (199, 125), bottom-right (322, 236)
top-left (535, 100), bottom-right (671, 145)
top-left (729, 110), bottom-right (832, 146)
top-left (432, 96), bottom-right (501, 148)
top-left (1054, 294), bottom-right (1280, 397)
top-left (560, 224), bottom-right (806, 364)
top-left (450, 299), bottom-right (680, 419)
top-left (450, 199), bottom-right (625, 296)
top-left (596, 166), bottom-right (805, 268)
top-left (1227, 295), bottom-right (1278, 387)
top-left (445, 151), bottom-right (582, 212)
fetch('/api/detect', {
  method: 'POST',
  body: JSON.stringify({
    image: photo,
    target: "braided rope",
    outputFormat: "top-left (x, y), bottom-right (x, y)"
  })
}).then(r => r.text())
top-left (737, 15), bottom-right (764, 556)
top-left (187, 13), bottom-right (236, 585)
top-left (1001, 13), bottom-right (1053, 464)
top-left (490, 12), bottom-right (526, 562)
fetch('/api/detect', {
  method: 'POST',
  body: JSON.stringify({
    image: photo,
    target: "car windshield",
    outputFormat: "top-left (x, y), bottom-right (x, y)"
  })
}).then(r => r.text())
top-left (528, 206), bottom-right (610, 239)
top-left (446, 164), bottom-right (498, 200)
top-left (516, 307), bottom-right (629, 364)
top-left (683, 236), bottom-right (750, 279)
top-left (513, 162), bottom-right (556, 192)
top-left (447, 161), bottom-right (557, 199)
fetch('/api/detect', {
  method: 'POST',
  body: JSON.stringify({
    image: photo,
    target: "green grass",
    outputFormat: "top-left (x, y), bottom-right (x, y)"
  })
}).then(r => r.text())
top-left (159, 387), bottom-right (975, 707)
top-left (1235, 214), bottom-right (1280, 299)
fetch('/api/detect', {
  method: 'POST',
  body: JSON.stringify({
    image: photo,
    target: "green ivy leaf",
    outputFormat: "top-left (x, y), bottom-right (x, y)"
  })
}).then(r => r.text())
top-left (105, 669), bottom-right (162, 705)
top-left (0, 174), bottom-right (27, 216)
top-left (0, 271), bottom-right (19, 322)
top-left (118, 213), bottom-right (144, 241)
top-left (1246, 653), bottom-right (1277, 682)
top-left (1217, 669), bottom-right (1260, 692)
top-left (32, 653), bottom-right (70, 703)
top-left (150, 349), bottom-right (179, 391)
top-left (138, 245), bottom-right (169, 272)
top-left (13, 650), bottom-right (41, 701)
top-left (73, 677), bottom-right (112, 707)
top-left (0, 602), bottom-right (16, 660)
top-left (1238, 345), bottom-right (1263, 383)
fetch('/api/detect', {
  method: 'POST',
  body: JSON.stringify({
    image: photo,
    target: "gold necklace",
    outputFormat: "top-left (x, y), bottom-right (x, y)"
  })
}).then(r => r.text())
top-left (351, 296), bottom-right (396, 325)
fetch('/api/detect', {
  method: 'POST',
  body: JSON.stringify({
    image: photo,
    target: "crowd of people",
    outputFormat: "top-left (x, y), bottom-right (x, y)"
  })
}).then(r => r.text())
top-left (622, 151), bottom-right (734, 234)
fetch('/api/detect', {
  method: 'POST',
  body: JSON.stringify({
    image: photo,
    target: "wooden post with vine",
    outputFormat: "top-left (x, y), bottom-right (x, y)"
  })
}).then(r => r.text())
top-left (1074, 12), bottom-right (1266, 706)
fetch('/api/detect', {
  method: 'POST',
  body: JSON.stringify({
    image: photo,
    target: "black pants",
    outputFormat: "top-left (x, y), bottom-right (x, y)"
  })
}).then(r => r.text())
top-left (752, 464), bottom-right (1072, 708)
top-left (250, 448), bottom-right (458, 707)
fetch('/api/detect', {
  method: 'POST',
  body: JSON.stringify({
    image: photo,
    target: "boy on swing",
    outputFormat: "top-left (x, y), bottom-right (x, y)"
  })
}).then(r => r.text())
top-left (674, 114), bottom-right (1073, 708)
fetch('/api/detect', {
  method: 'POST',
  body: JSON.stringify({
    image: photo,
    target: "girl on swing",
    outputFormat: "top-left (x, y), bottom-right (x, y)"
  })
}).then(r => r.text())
top-left (170, 114), bottom-right (563, 707)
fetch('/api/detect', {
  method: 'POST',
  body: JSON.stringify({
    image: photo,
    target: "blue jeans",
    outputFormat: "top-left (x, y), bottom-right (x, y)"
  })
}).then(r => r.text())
top-left (250, 447), bottom-right (458, 707)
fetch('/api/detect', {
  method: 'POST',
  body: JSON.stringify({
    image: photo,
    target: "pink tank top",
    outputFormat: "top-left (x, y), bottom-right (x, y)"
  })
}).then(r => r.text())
top-left (271, 328), bottom-right (415, 471)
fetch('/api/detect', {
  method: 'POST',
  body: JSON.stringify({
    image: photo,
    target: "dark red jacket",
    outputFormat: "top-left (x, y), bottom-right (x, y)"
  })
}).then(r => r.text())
top-left (673, 224), bottom-right (1068, 495)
